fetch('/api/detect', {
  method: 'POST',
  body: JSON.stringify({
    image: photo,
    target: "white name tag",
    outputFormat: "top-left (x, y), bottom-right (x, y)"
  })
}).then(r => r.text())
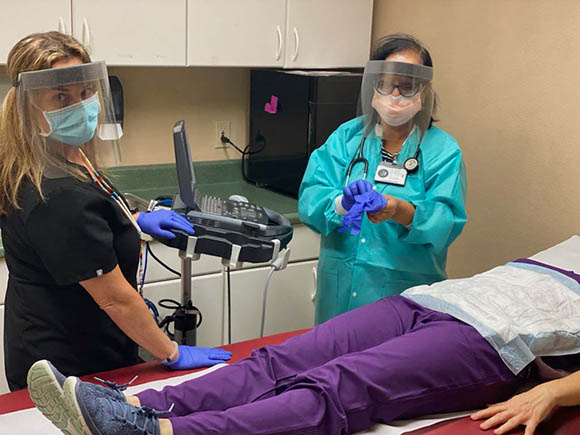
top-left (374, 162), bottom-right (407, 186)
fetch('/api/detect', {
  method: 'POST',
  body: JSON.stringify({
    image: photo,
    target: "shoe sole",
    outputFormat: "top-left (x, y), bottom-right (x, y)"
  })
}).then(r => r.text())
top-left (63, 377), bottom-right (98, 435)
top-left (27, 360), bottom-right (79, 435)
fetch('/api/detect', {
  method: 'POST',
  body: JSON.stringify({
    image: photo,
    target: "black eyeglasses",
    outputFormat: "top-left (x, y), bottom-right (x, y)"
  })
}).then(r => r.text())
top-left (374, 79), bottom-right (424, 97)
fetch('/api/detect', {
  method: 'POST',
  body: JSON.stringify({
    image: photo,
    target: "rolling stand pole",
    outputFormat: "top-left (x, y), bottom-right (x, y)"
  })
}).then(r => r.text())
top-left (174, 236), bottom-right (200, 346)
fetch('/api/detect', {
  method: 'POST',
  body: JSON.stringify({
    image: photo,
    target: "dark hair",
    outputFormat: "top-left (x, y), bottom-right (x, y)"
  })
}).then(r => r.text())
top-left (371, 33), bottom-right (438, 127)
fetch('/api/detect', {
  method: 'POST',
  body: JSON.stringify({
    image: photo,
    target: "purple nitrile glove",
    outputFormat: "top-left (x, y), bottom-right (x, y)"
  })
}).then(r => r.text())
top-left (163, 345), bottom-right (232, 370)
top-left (338, 189), bottom-right (387, 235)
top-left (365, 189), bottom-right (387, 214)
top-left (338, 201), bottom-right (366, 235)
top-left (341, 179), bottom-right (373, 211)
top-left (137, 209), bottom-right (194, 240)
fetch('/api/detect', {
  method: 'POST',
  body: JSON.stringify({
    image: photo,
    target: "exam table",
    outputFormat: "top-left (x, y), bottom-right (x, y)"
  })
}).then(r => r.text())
top-left (0, 328), bottom-right (578, 434)
top-left (2, 236), bottom-right (580, 433)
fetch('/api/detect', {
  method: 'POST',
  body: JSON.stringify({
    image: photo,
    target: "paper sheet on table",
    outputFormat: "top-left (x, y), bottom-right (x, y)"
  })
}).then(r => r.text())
top-left (0, 363), bottom-right (471, 435)
top-left (529, 235), bottom-right (580, 273)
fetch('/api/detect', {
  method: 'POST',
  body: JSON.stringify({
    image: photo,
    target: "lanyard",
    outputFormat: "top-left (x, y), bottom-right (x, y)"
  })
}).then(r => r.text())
top-left (79, 151), bottom-right (147, 292)
top-left (79, 151), bottom-right (141, 234)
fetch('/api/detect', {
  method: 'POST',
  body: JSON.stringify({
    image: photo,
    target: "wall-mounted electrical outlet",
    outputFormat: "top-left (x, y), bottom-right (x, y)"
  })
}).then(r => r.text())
top-left (215, 121), bottom-right (231, 149)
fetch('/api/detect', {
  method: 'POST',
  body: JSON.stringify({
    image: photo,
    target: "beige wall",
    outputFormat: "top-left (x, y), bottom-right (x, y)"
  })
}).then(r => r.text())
top-left (106, 66), bottom-right (250, 165)
top-left (2, 1), bottom-right (578, 278)
top-left (0, 66), bottom-right (250, 165)
top-left (0, 65), bottom-right (250, 165)
top-left (372, 0), bottom-right (580, 277)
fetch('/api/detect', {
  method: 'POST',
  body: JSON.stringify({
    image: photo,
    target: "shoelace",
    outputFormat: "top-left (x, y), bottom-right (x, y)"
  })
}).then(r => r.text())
top-left (94, 375), bottom-right (138, 393)
top-left (113, 403), bottom-right (175, 433)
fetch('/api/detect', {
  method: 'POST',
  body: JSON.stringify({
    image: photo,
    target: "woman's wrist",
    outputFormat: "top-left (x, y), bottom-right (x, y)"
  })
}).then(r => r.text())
top-left (393, 198), bottom-right (414, 226)
top-left (163, 340), bottom-right (179, 363)
top-left (551, 376), bottom-right (580, 407)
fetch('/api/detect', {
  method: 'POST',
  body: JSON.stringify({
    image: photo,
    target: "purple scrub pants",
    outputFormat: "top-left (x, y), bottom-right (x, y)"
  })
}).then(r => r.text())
top-left (137, 296), bottom-right (528, 435)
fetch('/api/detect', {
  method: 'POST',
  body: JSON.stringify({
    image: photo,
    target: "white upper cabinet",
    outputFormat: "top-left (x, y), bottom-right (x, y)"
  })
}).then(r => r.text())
top-left (72, 0), bottom-right (187, 66)
top-left (1, 1), bottom-right (372, 68)
top-left (187, 0), bottom-right (372, 68)
top-left (0, 0), bottom-right (71, 64)
top-left (284, 0), bottom-right (373, 68)
top-left (188, 0), bottom-right (287, 67)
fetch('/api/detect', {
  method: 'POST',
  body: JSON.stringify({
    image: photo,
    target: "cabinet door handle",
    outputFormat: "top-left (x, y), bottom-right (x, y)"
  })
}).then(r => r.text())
top-left (275, 25), bottom-right (283, 61)
top-left (82, 18), bottom-right (91, 51)
top-left (291, 27), bottom-right (299, 62)
top-left (311, 265), bottom-right (317, 302)
top-left (57, 17), bottom-right (66, 34)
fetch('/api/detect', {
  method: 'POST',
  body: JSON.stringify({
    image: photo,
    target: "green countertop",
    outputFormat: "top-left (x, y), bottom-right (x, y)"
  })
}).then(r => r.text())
top-left (0, 160), bottom-right (301, 258)
top-left (105, 160), bottom-right (300, 223)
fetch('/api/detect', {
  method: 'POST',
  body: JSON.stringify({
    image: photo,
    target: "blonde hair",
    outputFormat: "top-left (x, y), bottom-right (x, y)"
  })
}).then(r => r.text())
top-left (0, 31), bottom-right (100, 214)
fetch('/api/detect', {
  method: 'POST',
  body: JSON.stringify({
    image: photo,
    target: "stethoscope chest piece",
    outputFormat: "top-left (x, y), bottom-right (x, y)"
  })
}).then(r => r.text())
top-left (403, 157), bottom-right (419, 173)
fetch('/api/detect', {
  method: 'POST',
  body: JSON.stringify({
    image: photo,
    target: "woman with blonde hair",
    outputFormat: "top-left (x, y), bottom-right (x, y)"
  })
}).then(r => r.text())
top-left (0, 31), bottom-right (230, 391)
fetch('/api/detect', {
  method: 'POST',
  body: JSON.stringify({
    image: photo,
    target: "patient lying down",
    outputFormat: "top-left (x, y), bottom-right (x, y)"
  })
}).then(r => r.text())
top-left (28, 258), bottom-right (580, 435)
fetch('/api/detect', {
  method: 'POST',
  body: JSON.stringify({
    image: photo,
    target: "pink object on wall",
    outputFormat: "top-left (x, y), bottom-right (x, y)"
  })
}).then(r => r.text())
top-left (264, 95), bottom-right (278, 114)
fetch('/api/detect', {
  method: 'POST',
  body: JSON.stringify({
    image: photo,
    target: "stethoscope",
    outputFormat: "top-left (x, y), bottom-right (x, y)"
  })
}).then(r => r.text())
top-left (344, 123), bottom-right (422, 186)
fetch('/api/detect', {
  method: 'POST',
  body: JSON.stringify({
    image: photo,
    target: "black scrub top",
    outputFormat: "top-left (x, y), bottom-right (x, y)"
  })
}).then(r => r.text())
top-left (0, 167), bottom-right (140, 390)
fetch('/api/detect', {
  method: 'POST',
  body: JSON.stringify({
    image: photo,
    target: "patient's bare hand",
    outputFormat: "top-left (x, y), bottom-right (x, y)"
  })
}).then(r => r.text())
top-left (470, 383), bottom-right (557, 435)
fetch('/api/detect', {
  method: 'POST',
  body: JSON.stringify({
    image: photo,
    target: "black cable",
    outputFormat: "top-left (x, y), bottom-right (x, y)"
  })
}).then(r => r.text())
top-left (220, 134), bottom-right (266, 185)
top-left (146, 242), bottom-right (181, 277)
top-left (157, 299), bottom-right (203, 342)
top-left (220, 134), bottom-right (265, 156)
top-left (240, 144), bottom-right (253, 184)
top-left (222, 137), bottom-right (246, 154)
top-left (226, 266), bottom-right (232, 345)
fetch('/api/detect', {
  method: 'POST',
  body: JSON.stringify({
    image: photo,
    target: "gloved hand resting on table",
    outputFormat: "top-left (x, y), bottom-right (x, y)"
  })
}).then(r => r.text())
top-left (339, 188), bottom-right (387, 235)
top-left (137, 209), bottom-right (195, 240)
top-left (163, 345), bottom-right (232, 370)
top-left (341, 179), bottom-right (374, 211)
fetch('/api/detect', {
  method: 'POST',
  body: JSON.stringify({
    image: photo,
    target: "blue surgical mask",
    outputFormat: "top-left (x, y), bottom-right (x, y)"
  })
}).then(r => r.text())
top-left (41, 93), bottom-right (101, 146)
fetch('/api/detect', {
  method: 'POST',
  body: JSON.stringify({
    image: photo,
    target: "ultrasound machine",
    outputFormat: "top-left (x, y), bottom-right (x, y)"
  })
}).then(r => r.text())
top-left (154, 120), bottom-right (293, 346)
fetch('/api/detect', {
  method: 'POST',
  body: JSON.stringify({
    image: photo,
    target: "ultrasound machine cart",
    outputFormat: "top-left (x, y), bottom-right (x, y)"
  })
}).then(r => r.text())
top-left (155, 121), bottom-right (293, 346)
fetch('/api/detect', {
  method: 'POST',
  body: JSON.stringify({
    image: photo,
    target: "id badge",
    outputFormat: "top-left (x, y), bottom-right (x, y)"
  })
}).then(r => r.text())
top-left (374, 162), bottom-right (407, 186)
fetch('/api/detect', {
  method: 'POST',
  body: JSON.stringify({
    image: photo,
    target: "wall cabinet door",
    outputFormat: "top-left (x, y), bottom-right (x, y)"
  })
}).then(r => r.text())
top-left (187, 0), bottom-right (286, 67)
top-left (284, 0), bottom-right (373, 68)
top-left (72, 0), bottom-right (186, 66)
top-left (229, 260), bottom-right (316, 343)
top-left (142, 260), bottom-right (316, 347)
top-left (0, 0), bottom-right (71, 64)
top-left (144, 241), bottom-right (224, 284)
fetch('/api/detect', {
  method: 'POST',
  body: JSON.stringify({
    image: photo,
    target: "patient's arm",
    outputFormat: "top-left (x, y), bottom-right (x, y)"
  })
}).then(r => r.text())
top-left (470, 370), bottom-right (580, 435)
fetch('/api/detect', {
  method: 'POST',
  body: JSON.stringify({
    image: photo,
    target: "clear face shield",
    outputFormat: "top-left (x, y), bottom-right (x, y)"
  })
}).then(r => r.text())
top-left (16, 61), bottom-right (123, 163)
top-left (359, 60), bottom-right (434, 142)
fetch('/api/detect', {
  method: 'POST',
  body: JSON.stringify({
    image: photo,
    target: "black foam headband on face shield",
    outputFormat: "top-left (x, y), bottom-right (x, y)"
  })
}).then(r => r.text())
top-left (365, 60), bottom-right (433, 82)
top-left (18, 61), bottom-right (108, 90)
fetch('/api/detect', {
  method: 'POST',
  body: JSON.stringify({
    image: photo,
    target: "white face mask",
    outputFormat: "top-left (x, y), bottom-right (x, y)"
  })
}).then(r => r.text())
top-left (372, 91), bottom-right (422, 127)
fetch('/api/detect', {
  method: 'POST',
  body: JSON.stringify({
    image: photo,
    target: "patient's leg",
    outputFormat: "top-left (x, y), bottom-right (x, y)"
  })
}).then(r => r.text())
top-left (163, 313), bottom-right (529, 434)
top-left (137, 296), bottom-right (430, 416)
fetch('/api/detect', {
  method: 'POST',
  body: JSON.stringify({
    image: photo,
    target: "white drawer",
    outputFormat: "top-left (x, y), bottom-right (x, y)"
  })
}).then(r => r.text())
top-left (287, 224), bottom-right (320, 262)
top-left (0, 305), bottom-right (8, 394)
top-left (144, 242), bottom-right (223, 283)
top-left (0, 259), bottom-right (7, 305)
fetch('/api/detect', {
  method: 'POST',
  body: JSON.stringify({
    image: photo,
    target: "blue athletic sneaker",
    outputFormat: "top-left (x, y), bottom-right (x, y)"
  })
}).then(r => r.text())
top-left (64, 376), bottom-right (164, 435)
top-left (28, 360), bottom-right (136, 434)
top-left (27, 360), bottom-right (76, 434)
